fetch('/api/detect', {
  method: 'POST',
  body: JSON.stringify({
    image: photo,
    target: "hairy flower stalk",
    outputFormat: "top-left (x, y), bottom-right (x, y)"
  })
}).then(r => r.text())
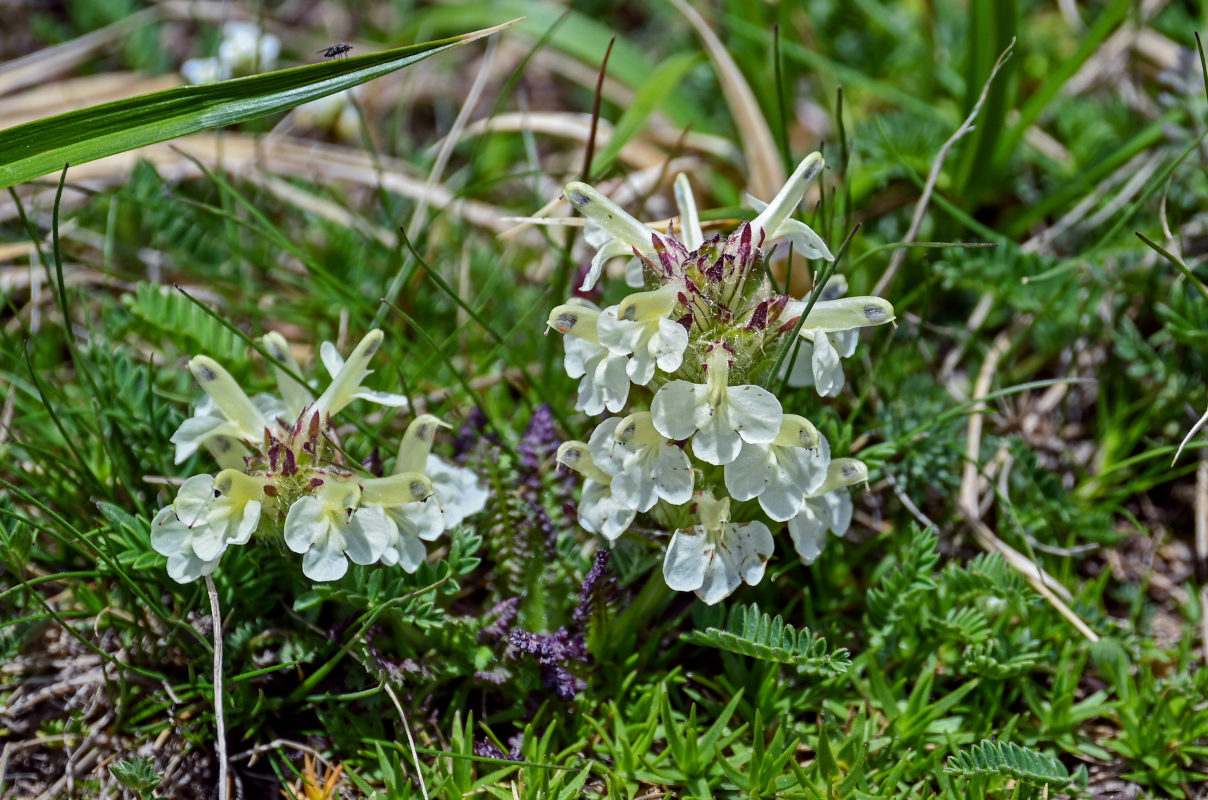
top-left (151, 330), bottom-right (487, 583)
top-left (547, 153), bottom-right (894, 603)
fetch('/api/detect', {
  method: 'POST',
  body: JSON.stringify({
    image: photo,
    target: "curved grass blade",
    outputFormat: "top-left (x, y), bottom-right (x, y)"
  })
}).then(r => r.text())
top-left (0, 21), bottom-right (516, 189)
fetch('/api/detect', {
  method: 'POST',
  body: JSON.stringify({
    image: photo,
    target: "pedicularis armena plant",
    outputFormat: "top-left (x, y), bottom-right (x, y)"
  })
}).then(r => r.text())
top-left (151, 329), bottom-right (486, 584)
top-left (548, 152), bottom-right (894, 604)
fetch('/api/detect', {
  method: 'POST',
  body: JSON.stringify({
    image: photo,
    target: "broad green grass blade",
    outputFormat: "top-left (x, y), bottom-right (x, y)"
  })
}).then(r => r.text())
top-left (0, 21), bottom-right (515, 189)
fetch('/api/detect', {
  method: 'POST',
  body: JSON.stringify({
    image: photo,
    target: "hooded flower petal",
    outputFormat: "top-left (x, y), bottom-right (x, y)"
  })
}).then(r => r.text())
top-left (565, 181), bottom-right (664, 291)
top-left (312, 330), bottom-right (409, 417)
top-left (262, 332), bottom-right (314, 419)
top-left (748, 152), bottom-right (833, 261)
top-left (171, 356), bottom-right (275, 464)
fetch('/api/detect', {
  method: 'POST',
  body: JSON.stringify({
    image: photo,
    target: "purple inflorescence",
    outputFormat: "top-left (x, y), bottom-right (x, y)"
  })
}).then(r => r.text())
top-left (451, 406), bottom-right (492, 462)
top-left (573, 549), bottom-right (615, 627)
top-left (515, 405), bottom-right (564, 557)
top-left (479, 596), bottom-right (522, 644)
top-left (518, 403), bottom-right (559, 473)
top-left (507, 627), bottom-right (588, 701)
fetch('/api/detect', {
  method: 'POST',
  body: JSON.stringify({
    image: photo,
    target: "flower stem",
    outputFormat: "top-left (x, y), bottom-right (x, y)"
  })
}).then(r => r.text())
top-left (205, 574), bottom-right (229, 800)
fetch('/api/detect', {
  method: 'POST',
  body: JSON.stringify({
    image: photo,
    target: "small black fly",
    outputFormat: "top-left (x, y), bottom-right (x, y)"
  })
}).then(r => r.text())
top-left (318, 43), bottom-right (353, 60)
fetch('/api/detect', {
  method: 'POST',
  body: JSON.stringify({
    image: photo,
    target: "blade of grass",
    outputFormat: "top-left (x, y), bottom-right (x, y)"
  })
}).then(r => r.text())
top-left (0, 22), bottom-right (515, 188)
top-left (990, 0), bottom-right (1130, 169)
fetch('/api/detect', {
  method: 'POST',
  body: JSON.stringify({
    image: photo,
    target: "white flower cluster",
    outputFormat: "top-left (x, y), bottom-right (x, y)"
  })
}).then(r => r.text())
top-left (151, 330), bottom-right (486, 584)
top-left (549, 153), bottom-right (893, 604)
top-left (181, 22), bottom-right (281, 85)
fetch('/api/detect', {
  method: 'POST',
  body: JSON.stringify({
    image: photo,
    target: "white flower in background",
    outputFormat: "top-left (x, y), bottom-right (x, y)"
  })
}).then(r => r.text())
top-left (170, 356), bottom-right (282, 466)
top-left (609, 412), bottom-right (694, 512)
top-left (787, 458), bottom-right (868, 564)
top-left (599, 285), bottom-right (689, 385)
top-left (218, 21), bottom-right (281, 75)
top-left (360, 471), bottom-right (439, 572)
top-left (312, 330), bottom-right (410, 417)
top-left (548, 303), bottom-right (631, 415)
top-left (724, 416), bottom-right (828, 521)
top-left (284, 480), bottom-right (389, 581)
top-left (150, 471), bottom-right (265, 583)
top-left (651, 347), bottom-right (783, 466)
top-left (663, 493), bottom-right (774, 605)
top-left (181, 57), bottom-right (227, 85)
top-left (295, 88), bottom-right (363, 139)
top-left (783, 289), bottom-right (895, 397)
top-left (180, 21), bottom-right (280, 85)
top-left (557, 438), bottom-right (634, 541)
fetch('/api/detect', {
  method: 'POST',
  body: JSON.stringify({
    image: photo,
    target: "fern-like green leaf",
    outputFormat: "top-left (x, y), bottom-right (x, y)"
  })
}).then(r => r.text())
top-left (684, 603), bottom-right (851, 675)
top-left (122, 283), bottom-right (245, 361)
top-left (866, 526), bottom-right (941, 629)
top-left (945, 740), bottom-right (1088, 793)
top-left (943, 551), bottom-right (1033, 605)
top-left (961, 638), bottom-right (1043, 680)
top-left (930, 605), bottom-right (993, 644)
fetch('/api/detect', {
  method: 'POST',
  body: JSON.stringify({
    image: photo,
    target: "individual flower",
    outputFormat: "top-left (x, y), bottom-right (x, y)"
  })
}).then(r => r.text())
top-left (169, 357), bottom-right (283, 466)
top-left (150, 471), bottom-right (265, 583)
top-left (563, 182), bottom-right (667, 291)
top-left (360, 471), bottom-right (439, 572)
top-left (598, 285), bottom-right (689, 385)
top-left (609, 412), bottom-right (694, 512)
top-left (557, 438), bottom-right (634, 541)
top-left (284, 480), bottom-right (390, 581)
top-left (295, 88), bottom-right (363, 140)
top-left (181, 57), bottom-right (227, 85)
top-left (179, 21), bottom-right (280, 85)
top-left (784, 291), bottom-right (895, 397)
top-left (786, 458), bottom-right (868, 564)
top-left (547, 303), bottom-right (631, 415)
top-left (390, 414), bottom-right (489, 530)
top-left (312, 330), bottom-right (410, 417)
top-left (662, 493), bottom-right (774, 605)
top-left (747, 152), bottom-right (833, 262)
top-left (724, 415), bottom-right (827, 521)
top-left (651, 347), bottom-right (783, 466)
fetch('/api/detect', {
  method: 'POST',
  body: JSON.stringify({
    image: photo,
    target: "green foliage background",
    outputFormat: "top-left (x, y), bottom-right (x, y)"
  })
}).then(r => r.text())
top-left (1, 0), bottom-right (1206, 798)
